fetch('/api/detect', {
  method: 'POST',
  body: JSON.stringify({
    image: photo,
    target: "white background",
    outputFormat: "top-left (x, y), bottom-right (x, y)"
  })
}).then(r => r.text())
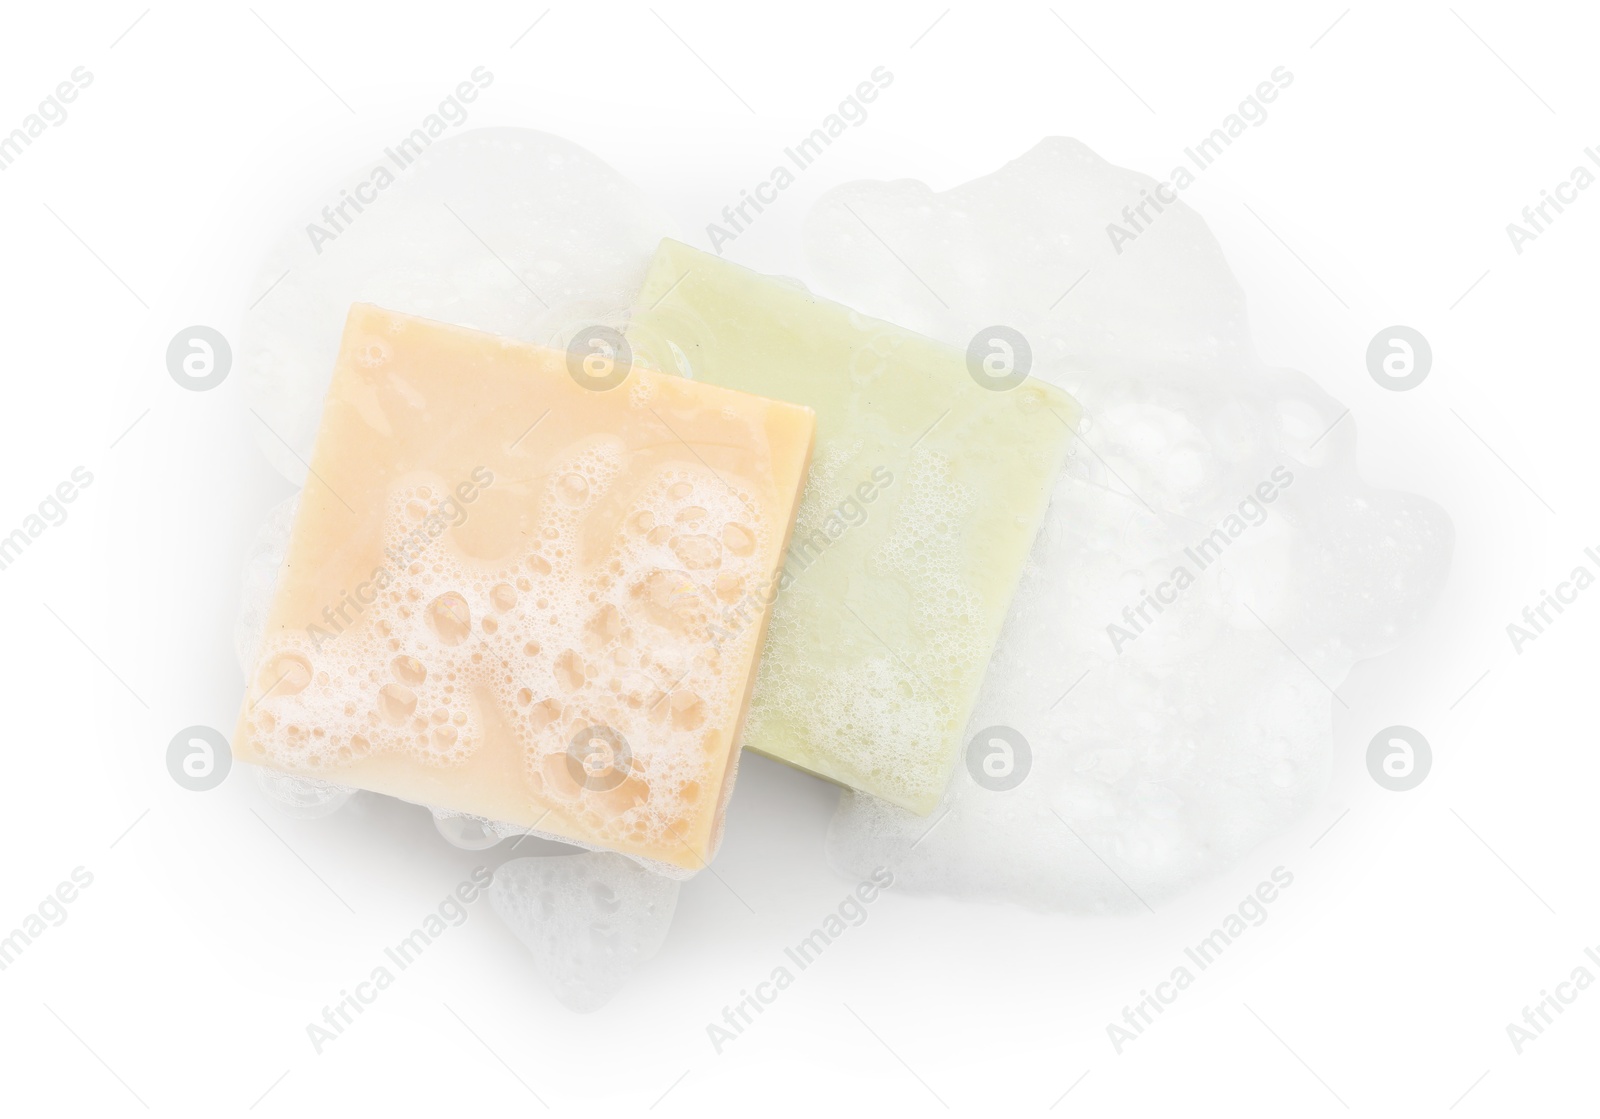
top-left (0, 1), bottom-right (1596, 1115)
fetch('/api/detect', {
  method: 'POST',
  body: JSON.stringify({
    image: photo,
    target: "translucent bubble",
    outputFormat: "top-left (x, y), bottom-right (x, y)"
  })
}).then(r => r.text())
top-left (670, 534), bottom-right (721, 569)
top-left (426, 592), bottom-right (472, 645)
top-left (252, 766), bottom-right (355, 819)
top-left (554, 650), bottom-right (586, 692)
top-left (433, 812), bottom-right (503, 851)
top-left (391, 655), bottom-right (427, 686)
top-left (260, 652), bottom-right (312, 697)
top-left (379, 683), bottom-right (418, 725)
top-left (558, 473), bottom-right (590, 506)
top-left (721, 523), bottom-right (755, 556)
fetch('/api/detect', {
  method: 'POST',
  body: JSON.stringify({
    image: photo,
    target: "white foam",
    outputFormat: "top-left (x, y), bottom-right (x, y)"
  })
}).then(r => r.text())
top-left (807, 139), bottom-right (1452, 911)
top-left (243, 447), bottom-right (769, 861)
top-left (490, 853), bottom-right (680, 1012)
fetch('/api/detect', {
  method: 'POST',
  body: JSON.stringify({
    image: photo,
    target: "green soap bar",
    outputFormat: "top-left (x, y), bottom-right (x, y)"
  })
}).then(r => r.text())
top-left (627, 239), bottom-right (1078, 814)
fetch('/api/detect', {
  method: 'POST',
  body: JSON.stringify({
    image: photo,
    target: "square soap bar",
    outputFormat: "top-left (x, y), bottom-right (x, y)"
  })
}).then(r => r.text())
top-left (628, 240), bottom-right (1078, 814)
top-left (234, 304), bottom-right (815, 871)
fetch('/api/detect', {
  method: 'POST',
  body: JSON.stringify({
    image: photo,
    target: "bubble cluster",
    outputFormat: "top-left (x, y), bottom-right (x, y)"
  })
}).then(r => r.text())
top-left (243, 443), bottom-right (772, 861)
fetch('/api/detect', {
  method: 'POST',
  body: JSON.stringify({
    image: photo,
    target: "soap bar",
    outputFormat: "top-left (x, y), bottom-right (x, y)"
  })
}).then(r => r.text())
top-left (234, 304), bottom-right (815, 871)
top-left (628, 240), bottom-right (1078, 813)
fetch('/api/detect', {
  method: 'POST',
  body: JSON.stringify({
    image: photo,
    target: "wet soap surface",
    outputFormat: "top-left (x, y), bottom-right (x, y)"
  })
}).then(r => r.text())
top-left (234, 303), bottom-right (815, 871)
top-left (628, 240), bottom-right (1079, 814)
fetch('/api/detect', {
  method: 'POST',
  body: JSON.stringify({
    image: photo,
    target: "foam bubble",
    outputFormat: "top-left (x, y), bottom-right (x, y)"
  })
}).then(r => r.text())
top-left (490, 853), bottom-right (680, 1012)
top-left (249, 765), bottom-right (355, 820)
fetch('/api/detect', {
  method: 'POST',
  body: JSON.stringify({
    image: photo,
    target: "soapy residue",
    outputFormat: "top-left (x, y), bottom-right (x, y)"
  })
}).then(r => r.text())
top-left (806, 138), bottom-right (1451, 911)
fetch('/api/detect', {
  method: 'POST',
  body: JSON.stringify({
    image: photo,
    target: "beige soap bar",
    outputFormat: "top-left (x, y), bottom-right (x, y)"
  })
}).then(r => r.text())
top-left (234, 304), bottom-right (814, 871)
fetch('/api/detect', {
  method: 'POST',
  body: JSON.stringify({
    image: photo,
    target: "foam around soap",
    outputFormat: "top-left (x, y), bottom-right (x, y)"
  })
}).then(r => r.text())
top-left (809, 139), bottom-right (1453, 910)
